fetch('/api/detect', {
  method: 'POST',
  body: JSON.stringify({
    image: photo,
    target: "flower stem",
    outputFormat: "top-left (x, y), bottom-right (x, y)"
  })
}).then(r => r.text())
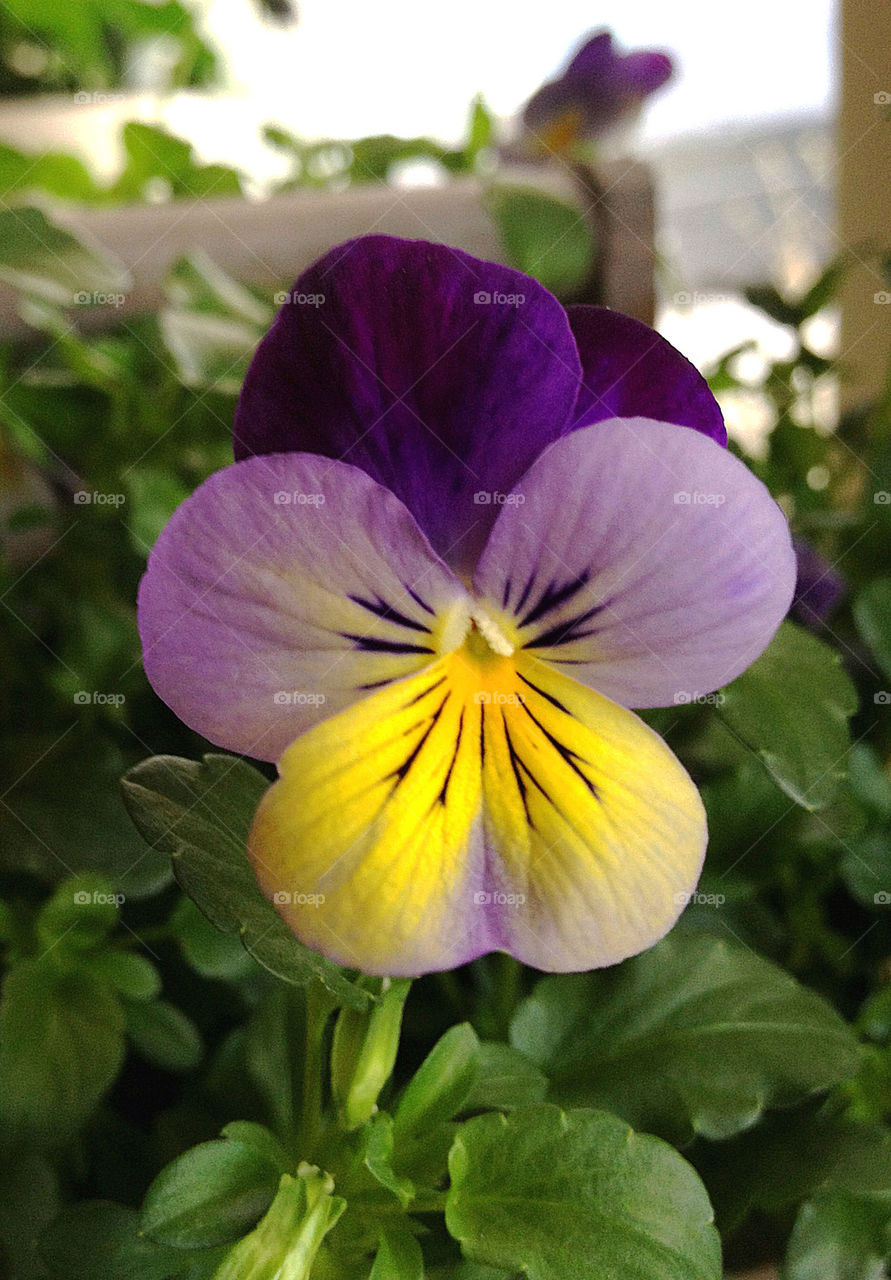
top-left (299, 983), bottom-right (336, 1162)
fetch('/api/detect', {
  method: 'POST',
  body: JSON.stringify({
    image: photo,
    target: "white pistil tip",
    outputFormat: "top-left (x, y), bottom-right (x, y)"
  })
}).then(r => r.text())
top-left (472, 608), bottom-right (515, 657)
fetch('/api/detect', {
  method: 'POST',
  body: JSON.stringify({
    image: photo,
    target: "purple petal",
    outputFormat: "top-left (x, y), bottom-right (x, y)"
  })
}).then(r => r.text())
top-left (568, 306), bottom-right (727, 444)
top-left (563, 30), bottom-right (616, 79)
top-left (473, 417), bottom-right (796, 707)
top-left (792, 538), bottom-right (845, 628)
top-left (233, 235), bottom-right (582, 572)
top-left (619, 50), bottom-right (674, 97)
top-left (138, 452), bottom-right (467, 762)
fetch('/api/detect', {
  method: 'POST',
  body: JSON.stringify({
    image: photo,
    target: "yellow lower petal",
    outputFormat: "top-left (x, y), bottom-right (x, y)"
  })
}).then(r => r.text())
top-left (249, 640), bottom-right (707, 975)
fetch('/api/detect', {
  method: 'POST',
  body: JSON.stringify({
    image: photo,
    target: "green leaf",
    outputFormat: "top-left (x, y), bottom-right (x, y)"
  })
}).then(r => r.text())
top-left (369, 1225), bottom-right (424, 1280)
top-left (460, 1042), bottom-right (548, 1114)
top-left (125, 998), bottom-right (203, 1073)
top-left (485, 184), bottom-right (595, 296)
top-left (219, 1122), bottom-right (291, 1174)
top-left (510, 933), bottom-right (861, 1143)
top-left (41, 1202), bottom-right (194, 1280)
top-left (690, 1106), bottom-right (891, 1234)
top-left (170, 896), bottom-right (256, 983)
top-left (785, 1191), bottom-right (891, 1280)
top-left (363, 1115), bottom-right (415, 1208)
top-left (0, 206), bottom-right (128, 305)
top-left (717, 621), bottom-right (858, 810)
top-left (744, 283), bottom-right (803, 327)
top-left (840, 828), bottom-right (891, 908)
top-left (0, 958), bottom-right (125, 1145)
top-left (394, 1023), bottom-right (481, 1141)
top-left (86, 950), bottom-right (162, 1001)
top-left (446, 1105), bottom-right (721, 1280)
top-left (0, 1148), bottom-right (59, 1280)
top-left (35, 872), bottom-right (120, 952)
top-left (121, 754), bottom-right (368, 1010)
top-left (140, 1132), bottom-right (282, 1248)
top-left (854, 578), bottom-right (891, 684)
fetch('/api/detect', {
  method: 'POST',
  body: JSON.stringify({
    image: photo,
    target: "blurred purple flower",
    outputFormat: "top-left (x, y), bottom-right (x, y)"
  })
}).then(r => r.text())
top-left (791, 538), bottom-right (845, 628)
top-left (522, 29), bottom-right (673, 153)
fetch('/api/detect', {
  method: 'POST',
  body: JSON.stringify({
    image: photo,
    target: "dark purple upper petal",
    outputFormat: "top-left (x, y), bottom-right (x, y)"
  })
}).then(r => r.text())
top-left (233, 235), bottom-right (582, 571)
top-left (567, 306), bottom-right (727, 446)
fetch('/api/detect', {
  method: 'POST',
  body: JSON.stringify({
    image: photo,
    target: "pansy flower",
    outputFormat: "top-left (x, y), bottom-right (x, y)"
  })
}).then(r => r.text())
top-left (139, 235), bottom-right (795, 977)
top-left (522, 29), bottom-right (673, 155)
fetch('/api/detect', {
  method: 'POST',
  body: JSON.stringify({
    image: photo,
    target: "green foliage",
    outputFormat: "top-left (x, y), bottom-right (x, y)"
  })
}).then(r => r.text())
top-left (485, 183), bottom-right (596, 296)
top-left (140, 1127), bottom-right (286, 1248)
top-left (717, 621), bottom-right (858, 811)
top-left (446, 1106), bottom-right (722, 1280)
top-left (0, 0), bottom-right (216, 96)
top-left (121, 754), bottom-right (369, 1010)
top-left (510, 933), bottom-right (861, 1143)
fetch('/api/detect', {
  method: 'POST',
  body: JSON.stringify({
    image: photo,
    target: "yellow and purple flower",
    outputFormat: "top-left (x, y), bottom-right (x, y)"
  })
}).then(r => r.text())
top-left (138, 235), bottom-right (795, 977)
top-left (522, 29), bottom-right (673, 154)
